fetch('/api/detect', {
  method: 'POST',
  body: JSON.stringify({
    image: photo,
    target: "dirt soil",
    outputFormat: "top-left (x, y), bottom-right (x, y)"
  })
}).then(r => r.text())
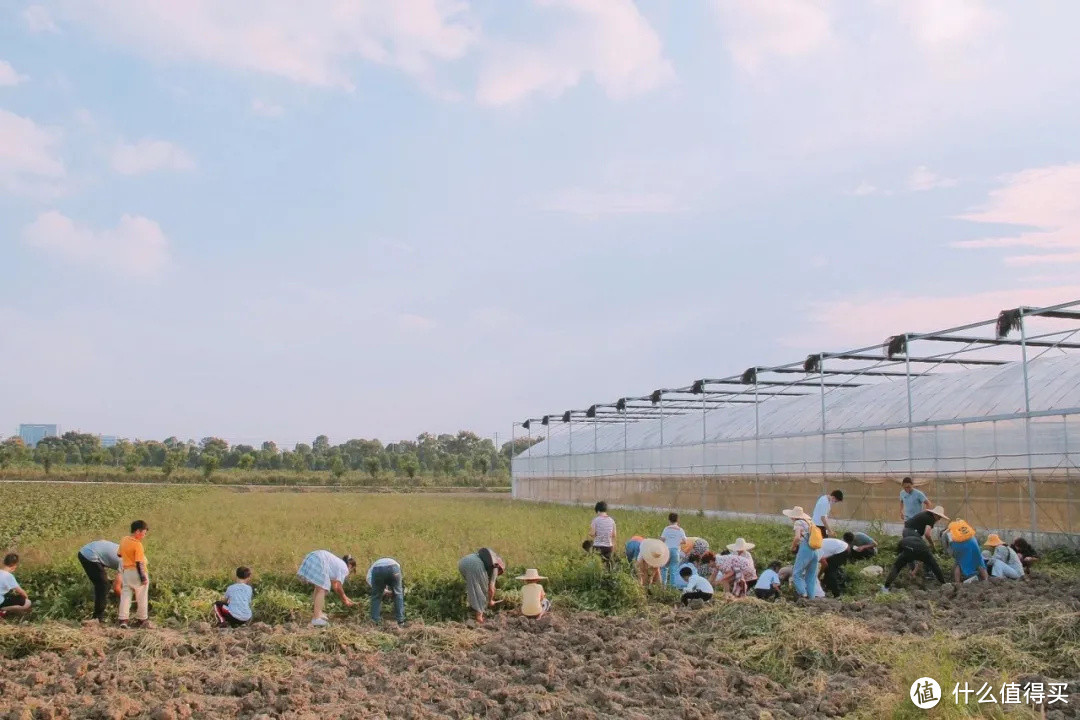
top-left (2, 576), bottom-right (1079, 720)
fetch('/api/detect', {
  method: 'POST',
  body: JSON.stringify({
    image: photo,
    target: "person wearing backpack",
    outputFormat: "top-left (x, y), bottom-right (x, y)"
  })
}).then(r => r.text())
top-left (946, 520), bottom-right (987, 583)
top-left (783, 505), bottom-right (821, 600)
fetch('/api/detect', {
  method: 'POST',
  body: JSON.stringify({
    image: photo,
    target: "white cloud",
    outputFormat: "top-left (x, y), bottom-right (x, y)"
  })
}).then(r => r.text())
top-left (23, 5), bottom-right (59, 33)
top-left (475, 0), bottom-right (673, 106)
top-left (542, 187), bottom-right (685, 217)
top-left (711, 0), bottom-right (831, 73)
top-left (849, 181), bottom-right (886, 197)
top-left (23, 211), bottom-right (172, 280)
top-left (251, 98), bottom-right (284, 117)
top-left (397, 313), bottom-right (436, 332)
top-left (0, 60), bottom-right (27, 86)
top-left (110, 138), bottom-right (195, 175)
top-left (895, 0), bottom-right (1000, 47)
top-left (907, 165), bottom-right (957, 191)
top-left (0, 108), bottom-right (66, 196)
top-left (57, 0), bottom-right (478, 89)
top-left (953, 164), bottom-right (1080, 265)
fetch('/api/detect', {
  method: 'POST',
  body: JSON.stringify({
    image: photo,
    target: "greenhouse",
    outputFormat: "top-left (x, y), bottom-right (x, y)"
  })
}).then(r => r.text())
top-left (511, 300), bottom-right (1080, 539)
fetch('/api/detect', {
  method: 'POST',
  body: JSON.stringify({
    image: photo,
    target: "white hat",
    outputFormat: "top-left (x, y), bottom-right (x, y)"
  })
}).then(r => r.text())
top-left (782, 506), bottom-right (812, 522)
top-left (928, 505), bottom-right (950, 520)
top-left (515, 568), bottom-right (547, 581)
top-left (638, 539), bottom-right (670, 568)
top-left (726, 537), bottom-right (756, 553)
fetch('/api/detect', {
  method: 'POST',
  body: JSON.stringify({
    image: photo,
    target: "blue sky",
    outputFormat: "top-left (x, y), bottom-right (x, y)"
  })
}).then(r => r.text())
top-left (3, 0), bottom-right (1080, 448)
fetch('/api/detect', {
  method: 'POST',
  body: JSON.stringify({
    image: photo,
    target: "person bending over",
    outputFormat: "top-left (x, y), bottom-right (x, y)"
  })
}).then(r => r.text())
top-left (843, 531), bottom-right (878, 560)
top-left (881, 536), bottom-right (946, 592)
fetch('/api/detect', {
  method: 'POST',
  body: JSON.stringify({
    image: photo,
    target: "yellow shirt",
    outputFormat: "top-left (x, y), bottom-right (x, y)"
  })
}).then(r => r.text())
top-left (119, 535), bottom-right (146, 570)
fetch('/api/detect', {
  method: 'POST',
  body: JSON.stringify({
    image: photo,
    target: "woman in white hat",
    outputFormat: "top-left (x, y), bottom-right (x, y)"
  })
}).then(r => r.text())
top-left (635, 539), bottom-right (669, 587)
top-left (711, 538), bottom-right (757, 596)
top-left (516, 568), bottom-right (550, 618)
top-left (782, 506), bottom-right (820, 599)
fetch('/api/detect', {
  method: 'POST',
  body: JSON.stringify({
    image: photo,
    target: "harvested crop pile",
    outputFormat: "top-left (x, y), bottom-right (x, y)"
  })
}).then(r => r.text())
top-left (2, 576), bottom-right (1079, 719)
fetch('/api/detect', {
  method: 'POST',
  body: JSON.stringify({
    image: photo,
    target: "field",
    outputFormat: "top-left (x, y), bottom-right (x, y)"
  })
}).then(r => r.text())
top-left (2, 484), bottom-right (1080, 719)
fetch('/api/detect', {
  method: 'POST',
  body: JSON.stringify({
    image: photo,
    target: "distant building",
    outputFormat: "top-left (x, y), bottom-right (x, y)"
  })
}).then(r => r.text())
top-left (99, 436), bottom-right (118, 448)
top-left (18, 424), bottom-right (58, 448)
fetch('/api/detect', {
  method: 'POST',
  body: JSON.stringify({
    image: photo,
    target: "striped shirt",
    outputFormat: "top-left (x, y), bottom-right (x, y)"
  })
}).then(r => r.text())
top-left (590, 514), bottom-right (616, 548)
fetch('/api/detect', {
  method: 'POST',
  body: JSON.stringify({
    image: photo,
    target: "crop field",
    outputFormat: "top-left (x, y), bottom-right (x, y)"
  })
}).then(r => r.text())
top-left (2, 483), bottom-right (1080, 719)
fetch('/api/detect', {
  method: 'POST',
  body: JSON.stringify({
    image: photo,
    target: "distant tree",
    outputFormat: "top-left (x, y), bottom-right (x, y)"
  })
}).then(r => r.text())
top-left (199, 437), bottom-right (229, 457)
top-left (123, 451), bottom-right (138, 473)
top-left (162, 449), bottom-right (185, 478)
top-left (202, 454), bottom-right (220, 480)
top-left (400, 454), bottom-right (420, 480)
top-left (289, 452), bottom-right (306, 474)
top-left (313, 435), bottom-right (330, 454)
top-left (330, 456), bottom-right (346, 479)
top-left (475, 454), bottom-right (490, 476)
top-left (237, 453), bottom-right (256, 470)
top-left (363, 456), bottom-right (381, 480)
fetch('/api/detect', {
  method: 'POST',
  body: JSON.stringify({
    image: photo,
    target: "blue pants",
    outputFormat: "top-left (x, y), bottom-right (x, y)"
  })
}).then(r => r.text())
top-left (661, 549), bottom-right (681, 586)
top-left (370, 564), bottom-right (405, 624)
top-left (792, 542), bottom-right (820, 598)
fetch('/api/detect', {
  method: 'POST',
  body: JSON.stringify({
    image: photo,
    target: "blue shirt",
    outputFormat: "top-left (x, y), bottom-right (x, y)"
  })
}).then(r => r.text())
top-left (900, 489), bottom-right (928, 520)
top-left (624, 539), bottom-right (641, 562)
top-left (951, 537), bottom-right (986, 578)
top-left (755, 569), bottom-right (780, 590)
top-left (223, 582), bottom-right (253, 621)
top-left (79, 540), bottom-right (121, 571)
top-left (811, 495), bottom-right (831, 526)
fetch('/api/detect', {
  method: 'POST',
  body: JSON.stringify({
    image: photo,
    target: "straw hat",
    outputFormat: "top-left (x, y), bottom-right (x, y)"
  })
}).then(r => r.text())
top-left (638, 539), bottom-right (670, 568)
top-left (782, 506), bottom-right (812, 521)
top-left (928, 505), bottom-right (950, 520)
top-left (984, 533), bottom-right (1004, 548)
top-left (515, 568), bottom-right (547, 581)
top-left (727, 537), bottom-right (756, 553)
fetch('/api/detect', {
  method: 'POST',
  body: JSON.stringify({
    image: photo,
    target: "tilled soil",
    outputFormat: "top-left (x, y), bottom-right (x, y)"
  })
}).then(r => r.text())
top-left (2, 576), bottom-right (1079, 720)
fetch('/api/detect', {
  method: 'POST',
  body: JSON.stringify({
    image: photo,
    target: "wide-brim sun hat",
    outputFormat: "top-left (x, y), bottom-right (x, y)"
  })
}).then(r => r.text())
top-left (727, 537), bottom-right (756, 553)
top-left (782, 506), bottom-right (812, 522)
top-left (638, 539), bottom-right (670, 568)
top-left (928, 505), bottom-right (950, 520)
top-left (516, 568), bottom-right (547, 581)
top-left (984, 533), bottom-right (1004, 548)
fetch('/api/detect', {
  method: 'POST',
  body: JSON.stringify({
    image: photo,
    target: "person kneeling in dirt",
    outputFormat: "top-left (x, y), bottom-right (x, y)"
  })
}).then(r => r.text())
top-left (459, 548), bottom-right (505, 624)
top-left (680, 567), bottom-right (714, 605)
top-left (517, 568), bottom-right (550, 619)
top-left (842, 531), bottom-right (878, 561)
top-left (947, 521), bottom-right (988, 584)
top-left (0, 553), bottom-right (31, 619)
top-left (881, 536), bottom-right (946, 592)
top-left (297, 550), bottom-right (357, 627)
top-left (1010, 538), bottom-right (1039, 574)
top-left (368, 557), bottom-right (405, 626)
top-left (214, 566), bottom-right (253, 628)
top-left (983, 535), bottom-right (1024, 580)
top-left (753, 561), bottom-right (783, 601)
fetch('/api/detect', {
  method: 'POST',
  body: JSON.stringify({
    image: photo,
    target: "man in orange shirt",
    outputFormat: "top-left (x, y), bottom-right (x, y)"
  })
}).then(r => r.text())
top-left (118, 520), bottom-right (150, 629)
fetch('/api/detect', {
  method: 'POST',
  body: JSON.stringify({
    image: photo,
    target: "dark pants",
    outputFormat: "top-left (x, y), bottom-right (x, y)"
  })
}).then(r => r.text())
top-left (821, 554), bottom-right (849, 598)
top-left (885, 539), bottom-right (946, 588)
top-left (754, 587), bottom-right (780, 601)
top-left (816, 525), bottom-right (829, 539)
top-left (594, 545), bottom-right (614, 570)
top-left (213, 601), bottom-right (247, 628)
top-left (681, 591), bottom-right (713, 605)
top-left (370, 564), bottom-right (405, 624)
top-left (849, 547), bottom-right (877, 561)
top-left (78, 552), bottom-right (110, 621)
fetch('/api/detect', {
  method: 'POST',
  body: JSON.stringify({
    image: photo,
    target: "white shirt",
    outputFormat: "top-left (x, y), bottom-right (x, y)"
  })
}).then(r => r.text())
top-left (660, 525), bottom-right (687, 551)
top-left (590, 515), bottom-right (616, 548)
top-left (683, 575), bottom-right (713, 595)
top-left (0, 569), bottom-right (20, 596)
top-left (223, 582), bottom-right (253, 621)
top-left (819, 538), bottom-right (849, 559)
top-left (366, 557), bottom-right (400, 585)
top-left (318, 551), bottom-right (349, 584)
top-left (755, 569), bottom-right (780, 590)
top-left (811, 495), bottom-right (832, 526)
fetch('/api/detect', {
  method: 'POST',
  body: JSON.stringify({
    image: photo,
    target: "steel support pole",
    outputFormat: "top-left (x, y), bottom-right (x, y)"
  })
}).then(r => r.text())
top-left (1019, 309), bottom-right (1038, 533)
top-left (659, 395), bottom-right (665, 474)
top-left (819, 354), bottom-right (827, 481)
top-left (568, 418), bottom-right (574, 504)
top-left (508, 426), bottom-right (514, 498)
top-left (905, 335), bottom-right (915, 477)
top-left (754, 380), bottom-right (761, 515)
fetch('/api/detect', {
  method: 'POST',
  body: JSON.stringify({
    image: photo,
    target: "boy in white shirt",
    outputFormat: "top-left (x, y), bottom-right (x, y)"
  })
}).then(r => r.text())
top-left (0, 553), bottom-right (31, 618)
top-left (679, 566), bottom-right (713, 605)
top-left (660, 513), bottom-right (687, 587)
top-left (214, 566), bottom-right (253, 628)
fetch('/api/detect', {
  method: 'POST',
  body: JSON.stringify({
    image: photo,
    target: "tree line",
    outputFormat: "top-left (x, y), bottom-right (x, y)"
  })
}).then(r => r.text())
top-left (0, 431), bottom-right (545, 480)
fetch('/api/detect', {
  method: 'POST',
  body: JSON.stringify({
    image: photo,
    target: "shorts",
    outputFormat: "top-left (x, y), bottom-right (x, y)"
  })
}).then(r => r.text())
top-left (1, 593), bottom-right (26, 608)
top-left (213, 601), bottom-right (248, 628)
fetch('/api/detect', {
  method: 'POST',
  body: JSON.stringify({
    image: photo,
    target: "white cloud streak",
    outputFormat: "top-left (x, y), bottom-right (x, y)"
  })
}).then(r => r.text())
top-left (0, 108), bottom-right (66, 196)
top-left (23, 211), bottom-right (172, 280)
top-left (711, 0), bottom-right (831, 74)
top-left (907, 165), bottom-right (957, 191)
top-left (0, 60), bottom-right (27, 86)
top-left (110, 138), bottom-right (196, 175)
top-left (23, 5), bottom-right (59, 33)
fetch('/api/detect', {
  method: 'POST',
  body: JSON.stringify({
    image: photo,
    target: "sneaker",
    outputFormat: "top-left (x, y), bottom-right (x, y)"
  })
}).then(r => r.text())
top-left (879, 586), bottom-right (890, 594)
top-left (397, 620), bottom-right (406, 628)
top-left (119, 621), bottom-right (130, 629)
top-left (311, 617), bottom-right (329, 628)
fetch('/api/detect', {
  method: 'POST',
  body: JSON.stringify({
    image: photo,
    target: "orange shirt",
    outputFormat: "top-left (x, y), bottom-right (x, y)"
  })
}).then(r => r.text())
top-left (118, 535), bottom-right (147, 570)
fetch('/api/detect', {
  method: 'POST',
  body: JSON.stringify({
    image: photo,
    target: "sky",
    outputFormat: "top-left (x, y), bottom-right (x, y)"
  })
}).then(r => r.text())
top-left (3, 0), bottom-right (1080, 449)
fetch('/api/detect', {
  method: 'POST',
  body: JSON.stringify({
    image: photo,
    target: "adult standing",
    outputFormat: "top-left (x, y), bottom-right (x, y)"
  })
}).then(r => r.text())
top-left (458, 547), bottom-right (504, 623)
top-left (899, 477), bottom-right (930, 522)
top-left (811, 490), bottom-right (843, 538)
top-left (660, 513), bottom-right (687, 587)
top-left (367, 557), bottom-right (405, 626)
top-left (588, 502), bottom-right (617, 568)
top-left (783, 505), bottom-right (820, 600)
top-left (297, 550), bottom-right (357, 627)
top-left (984, 535), bottom-right (1024, 580)
top-left (77, 539), bottom-right (121, 623)
top-left (118, 521), bottom-right (151, 629)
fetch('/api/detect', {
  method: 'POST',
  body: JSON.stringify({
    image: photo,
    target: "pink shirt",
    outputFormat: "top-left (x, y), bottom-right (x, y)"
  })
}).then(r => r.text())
top-left (590, 514), bottom-right (616, 548)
